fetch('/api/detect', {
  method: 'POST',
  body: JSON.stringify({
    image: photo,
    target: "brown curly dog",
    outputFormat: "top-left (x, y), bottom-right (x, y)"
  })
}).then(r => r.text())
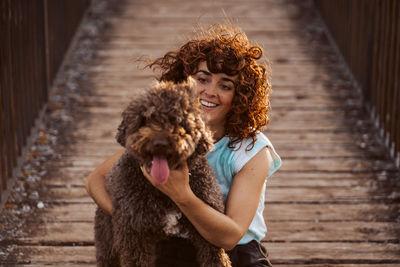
top-left (94, 79), bottom-right (231, 267)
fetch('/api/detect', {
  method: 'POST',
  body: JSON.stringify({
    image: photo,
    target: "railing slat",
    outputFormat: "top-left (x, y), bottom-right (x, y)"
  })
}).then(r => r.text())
top-left (315, 0), bottom-right (400, 165)
top-left (0, 0), bottom-right (89, 205)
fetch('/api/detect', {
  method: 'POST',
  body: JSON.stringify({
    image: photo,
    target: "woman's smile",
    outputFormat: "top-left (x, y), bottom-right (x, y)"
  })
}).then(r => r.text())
top-left (200, 99), bottom-right (218, 108)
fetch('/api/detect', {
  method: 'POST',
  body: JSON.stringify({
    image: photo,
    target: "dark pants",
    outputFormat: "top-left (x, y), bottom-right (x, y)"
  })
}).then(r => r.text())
top-left (155, 237), bottom-right (199, 267)
top-left (155, 237), bottom-right (272, 267)
top-left (227, 240), bottom-right (272, 267)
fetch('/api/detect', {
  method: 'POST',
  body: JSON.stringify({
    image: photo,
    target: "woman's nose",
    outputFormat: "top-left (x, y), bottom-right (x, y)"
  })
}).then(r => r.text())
top-left (203, 82), bottom-right (217, 96)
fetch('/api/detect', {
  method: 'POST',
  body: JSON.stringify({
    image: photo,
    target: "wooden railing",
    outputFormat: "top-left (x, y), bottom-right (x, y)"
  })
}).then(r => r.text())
top-left (314, 0), bottom-right (400, 166)
top-left (0, 0), bottom-right (89, 204)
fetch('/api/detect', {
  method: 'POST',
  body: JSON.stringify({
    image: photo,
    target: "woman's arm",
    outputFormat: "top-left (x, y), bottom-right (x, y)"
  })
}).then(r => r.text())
top-left (85, 148), bottom-right (125, 215)
top-left (143, 147), bottom-right (272, 250)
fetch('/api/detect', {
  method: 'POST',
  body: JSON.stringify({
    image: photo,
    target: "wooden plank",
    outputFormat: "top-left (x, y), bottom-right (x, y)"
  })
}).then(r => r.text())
top-left (12, 242), bottom-right (400, 265)
top-left (264, 203), bottom-right (397, 222)
top-left (279, 158), bottom-right (396, 172)
top-left (40, 163), bottom-right (394, 192)
top-left (103, 20), bottom-right (304, 36)
top-left (269, 172), bottom-right (379, 187)
top-left (55, 140), bottom-right (385, 158)
top-left (20, 222), bottom-right (94, 244)
top-left (39, 185), bottom-right (394, 204)
top-left (11, 246), bottom-right (95, 265)
top-left (66, 130), bottom-right (367, 145)
top-left (38, 203), bottom-right (96, 222)
top-left (96, 43), bottom-right (324, 57)
top-left (274, 265), bottom-right (400, 267)
top-left (62, 122), bottom-right (372, 136)
top-left (69, 142), bottom-right (367, 157)
top-left (266, 187), bottom-right (388, 203)
top-left (84, 66), bottom-right (342, 81)
top-left (41, 175), bottom-right (89, 187)
top-left (75, 107), bottom-right (368, 122)
top-left (72, 94), bottom-right (360, 106)
top-left (44, 157), bottom-right (396, 172)
top-left (71, 116), bottom-right (374, 134)
top-left (95, 30), bottom-right (314, 46)
top-left (272, 144), bottom-right (386, 158)
top-left (45, 162), bottom-right (394, 186)
top-left (18, 220), bottom-right (399, 245)
top-left (57, 141), bottom-right (375, 158)
top-left (100, 1), bottom-right (299, 19)
top-left (36, 203), bottom-right (397, 222)
top-left (42, 187), bottom-right (92, 203)
top-left (56, 143), bottom-right (121, 154)
top-left (268, 119), bottom-right (368, 131)
top-left (84, 66), bottom-right (353, 84)
top-left (95, 46), bottom-right (334, 62)
top-left (266, 221), bottom-right (400, 242)
top-left (94, 48), bottom-right (328, 65)
top-left (84, 58), bottom-right (345, 71)
top-left (75, 86), bottom-right (357, 99)
top-left (263, 242), bottom-right (400, 263)
top-left (41, 169), bottom-right (378, 188)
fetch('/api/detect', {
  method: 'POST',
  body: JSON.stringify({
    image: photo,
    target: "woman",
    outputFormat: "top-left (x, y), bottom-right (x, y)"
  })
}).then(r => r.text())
top-left (86, 24), bottom-right (281, 267)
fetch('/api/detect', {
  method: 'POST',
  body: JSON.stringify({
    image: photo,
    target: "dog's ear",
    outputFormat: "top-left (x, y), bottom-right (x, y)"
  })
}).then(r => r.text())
top-left (196, 125), bottom-right (214, 156)
top-left (116, 117), bottom-right (128, 147)
top-left (196, 133), bottom-right (213, 156)
top-left (185, 77), bottom-right (197, 99)
top-left (115, 101), bottom-right (144, 147)
top-left (186, 76), bottom-right (196, 89)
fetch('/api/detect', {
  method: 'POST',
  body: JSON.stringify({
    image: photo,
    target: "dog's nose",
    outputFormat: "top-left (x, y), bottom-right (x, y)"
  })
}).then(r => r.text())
top-left (153, 139), bottom-right (168, 148)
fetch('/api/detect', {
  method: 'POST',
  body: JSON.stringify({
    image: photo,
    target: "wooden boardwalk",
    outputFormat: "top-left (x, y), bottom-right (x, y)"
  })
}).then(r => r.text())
top-left (2, 0), bottom-right (400, 265)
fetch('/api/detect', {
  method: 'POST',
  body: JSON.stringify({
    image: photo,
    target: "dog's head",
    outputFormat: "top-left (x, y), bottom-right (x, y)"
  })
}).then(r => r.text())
top-left (116, 78), bottom-right (213, 184)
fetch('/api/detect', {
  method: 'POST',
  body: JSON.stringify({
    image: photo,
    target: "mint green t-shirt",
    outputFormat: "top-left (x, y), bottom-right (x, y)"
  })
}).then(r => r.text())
top-left (206, 132), bottom-right (281, 244)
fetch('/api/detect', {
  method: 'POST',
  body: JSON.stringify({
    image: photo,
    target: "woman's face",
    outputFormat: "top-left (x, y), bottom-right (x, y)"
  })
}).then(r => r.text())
top-left (192, 61), bottom-right (237, 132)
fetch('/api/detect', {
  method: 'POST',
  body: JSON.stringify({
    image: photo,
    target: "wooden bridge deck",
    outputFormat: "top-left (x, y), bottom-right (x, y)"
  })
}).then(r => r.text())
top-left (2, 0), bottom-right (400, 265)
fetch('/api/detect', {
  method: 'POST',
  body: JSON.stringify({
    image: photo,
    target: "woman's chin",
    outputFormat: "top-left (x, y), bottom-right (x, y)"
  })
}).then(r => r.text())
top-left (200, 111), bottom-right (211, 122)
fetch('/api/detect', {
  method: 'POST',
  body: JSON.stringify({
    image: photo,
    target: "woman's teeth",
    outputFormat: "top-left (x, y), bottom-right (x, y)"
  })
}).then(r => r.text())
top-left (200, 100), bottom-right (217, 107)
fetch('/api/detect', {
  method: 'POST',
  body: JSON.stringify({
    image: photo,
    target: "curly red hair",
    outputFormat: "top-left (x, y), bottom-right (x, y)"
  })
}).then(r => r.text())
top-left (148, 24), bottom-right (271, 149)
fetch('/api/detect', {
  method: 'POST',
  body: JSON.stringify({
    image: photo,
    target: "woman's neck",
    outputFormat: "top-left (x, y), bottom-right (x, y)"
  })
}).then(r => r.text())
top-left (209, 124), bottom-right (225, 143)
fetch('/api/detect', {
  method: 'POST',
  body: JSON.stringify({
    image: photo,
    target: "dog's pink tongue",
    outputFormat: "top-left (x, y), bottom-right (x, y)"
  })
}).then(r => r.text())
top-left (151, 156), bottom-right (169, 185)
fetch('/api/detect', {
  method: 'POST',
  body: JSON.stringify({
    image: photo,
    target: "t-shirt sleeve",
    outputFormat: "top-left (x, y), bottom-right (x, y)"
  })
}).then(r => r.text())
top-left (233, 133), bottom-right (282, 178)
top-left (265, 145), bottom-right (281, 177)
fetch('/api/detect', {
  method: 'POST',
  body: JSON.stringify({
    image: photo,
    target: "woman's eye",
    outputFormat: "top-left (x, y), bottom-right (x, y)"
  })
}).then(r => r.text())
top-left (220, 84), bottom-right (232, 91)
top-left (197, 77), bottom-right (207, 83)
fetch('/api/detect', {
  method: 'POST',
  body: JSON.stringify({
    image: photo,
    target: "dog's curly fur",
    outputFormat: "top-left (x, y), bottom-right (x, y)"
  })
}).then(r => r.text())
top-left (94, 79), bottom-right (231, 267)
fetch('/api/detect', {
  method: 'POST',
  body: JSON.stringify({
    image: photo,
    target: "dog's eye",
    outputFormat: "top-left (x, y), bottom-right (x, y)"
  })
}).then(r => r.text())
top-left (168, 114), bottom-right (182, 124)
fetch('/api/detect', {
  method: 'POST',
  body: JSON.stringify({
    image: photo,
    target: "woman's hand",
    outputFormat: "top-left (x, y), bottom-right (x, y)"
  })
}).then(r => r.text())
top-left (141, 161), bottom-right (192, 203)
